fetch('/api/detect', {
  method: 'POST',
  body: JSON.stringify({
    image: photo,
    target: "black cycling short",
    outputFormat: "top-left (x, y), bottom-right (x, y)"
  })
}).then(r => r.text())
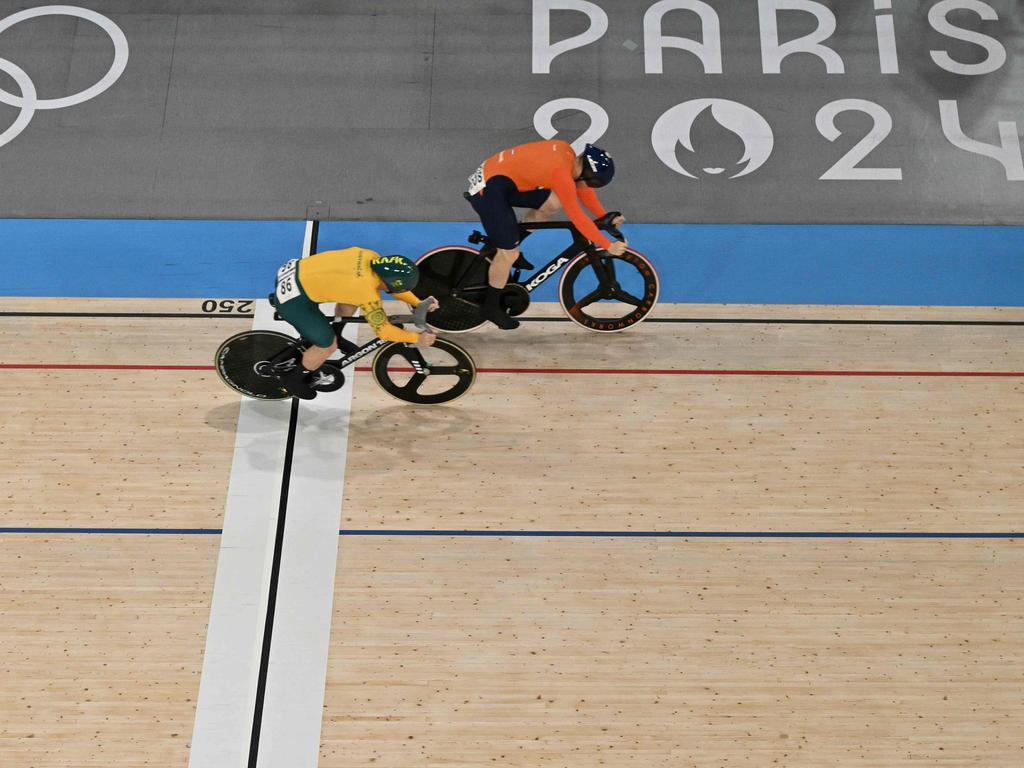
top-left (467, 175), bottom-right (551, 250)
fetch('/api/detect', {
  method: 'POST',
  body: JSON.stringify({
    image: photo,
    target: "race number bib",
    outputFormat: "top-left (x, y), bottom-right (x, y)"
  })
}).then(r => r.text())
top-left (275, 259), bottom-right (302, 303)
top-left (467, 165), bottom-right (486, 196)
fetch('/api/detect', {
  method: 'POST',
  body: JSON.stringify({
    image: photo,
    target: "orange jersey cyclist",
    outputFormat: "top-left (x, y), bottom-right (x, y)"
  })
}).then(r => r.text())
top-left (466, 140), bottom-right (627, 329)
top-left (270, 248), bottom-right (436, 399)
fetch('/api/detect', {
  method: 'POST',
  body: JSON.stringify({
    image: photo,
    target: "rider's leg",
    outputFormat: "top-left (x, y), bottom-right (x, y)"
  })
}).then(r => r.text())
top-left (270, 291), bottom-right (337, 398)
top-left (483, 248), bottom-right (520, 330)
top-left (522, 191), bottom-right (562, 223)
top-left (468, 176), bottom-right (523, 330)
top-left (510, 190), bottom-right (558, 270)
top-left (302, 339), bottom-right (338, 371)
top-left (488, 248), bottom-right (519, 290)
top-left (274, 338), bottom-right (337, 400)
top-left (330, 302), bottom-right (361, 355)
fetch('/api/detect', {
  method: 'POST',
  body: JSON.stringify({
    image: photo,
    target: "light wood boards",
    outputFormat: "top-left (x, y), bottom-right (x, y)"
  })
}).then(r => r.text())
top-left (343, 335), bottom-right (1024, 532)
top-left (3, 297), bottom-right (1022, 767)
top-left (321, 537), bottom-right (1024, 767)
top-left (0, 534), bottom-right (218, 767)
top-left (0, 370), bottom-right (239, 529)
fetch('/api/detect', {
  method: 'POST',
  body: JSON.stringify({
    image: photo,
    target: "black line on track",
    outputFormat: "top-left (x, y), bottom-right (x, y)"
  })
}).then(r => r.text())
top-left (517, 317), bottom-right (1024, 327)
top-left (247, 397), bottom-right (300, 768)
top-left (0, 311), bottom-right (255, 318)
top-left (2, 311), bottom-right (1022, 327)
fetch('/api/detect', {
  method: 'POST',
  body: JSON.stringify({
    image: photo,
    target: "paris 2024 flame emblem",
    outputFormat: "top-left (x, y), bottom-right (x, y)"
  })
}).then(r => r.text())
top-left (651, 99), bottom-right (774, 179)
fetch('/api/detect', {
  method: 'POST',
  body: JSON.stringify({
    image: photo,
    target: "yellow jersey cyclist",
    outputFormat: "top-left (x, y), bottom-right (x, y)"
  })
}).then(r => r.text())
top-left (269, 248), bottom-right (436, 399)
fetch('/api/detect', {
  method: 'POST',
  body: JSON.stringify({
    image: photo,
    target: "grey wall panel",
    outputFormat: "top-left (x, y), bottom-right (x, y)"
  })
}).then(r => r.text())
top-left (0, 0), bottom-right (1022, 222)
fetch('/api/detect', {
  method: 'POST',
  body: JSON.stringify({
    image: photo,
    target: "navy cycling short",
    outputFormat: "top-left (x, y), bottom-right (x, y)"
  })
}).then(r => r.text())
top-left (467, 175), bottom-right (551, 250)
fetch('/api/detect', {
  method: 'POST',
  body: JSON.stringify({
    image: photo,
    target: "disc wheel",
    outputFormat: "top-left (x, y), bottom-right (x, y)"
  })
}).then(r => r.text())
top-left (414, 247), bottom-right (488, 333)
top-left (558, 249), bottom-right (660, 332)
top-left (371, 338), bottom-right (476, 404)
top-left (215, 330), bottom-right (297, 399)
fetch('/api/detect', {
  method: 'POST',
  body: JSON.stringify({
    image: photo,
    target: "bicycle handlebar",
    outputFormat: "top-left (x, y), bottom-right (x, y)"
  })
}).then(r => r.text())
top-left (596, 211), bottom-right (624, 242)
top-left (511, 211), bottom-right (624, 243)
top-left (387, 297), bottom-right (434, 333)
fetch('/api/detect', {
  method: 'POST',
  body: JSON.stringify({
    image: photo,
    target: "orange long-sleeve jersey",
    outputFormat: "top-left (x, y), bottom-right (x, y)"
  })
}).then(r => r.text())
top-left (481, 140), bottom-right (612, 250)
top-left (298, 247), bottom-right (421, 344)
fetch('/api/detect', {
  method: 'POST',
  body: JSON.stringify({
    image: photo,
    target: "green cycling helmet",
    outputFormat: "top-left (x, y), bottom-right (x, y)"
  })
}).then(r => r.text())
top-left (371, 254), bottom-right (420, 293)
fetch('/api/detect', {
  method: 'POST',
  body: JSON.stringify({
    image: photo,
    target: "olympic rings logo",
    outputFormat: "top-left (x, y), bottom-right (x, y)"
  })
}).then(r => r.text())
top-left (0, 5), bottom-right (129, 149)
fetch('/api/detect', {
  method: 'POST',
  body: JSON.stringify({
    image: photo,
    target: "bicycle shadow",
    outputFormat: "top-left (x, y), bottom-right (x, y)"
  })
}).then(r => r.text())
top-left (348, 403), bottom-right (483, 452)
top-left (204, 398), bottom-right (487, 471)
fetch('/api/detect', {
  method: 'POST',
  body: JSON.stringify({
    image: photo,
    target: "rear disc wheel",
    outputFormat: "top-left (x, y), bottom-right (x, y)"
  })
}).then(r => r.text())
top-left (414, 247), bottom-right (488, 333)
top-left (215, 330), bottom-right (297, 399)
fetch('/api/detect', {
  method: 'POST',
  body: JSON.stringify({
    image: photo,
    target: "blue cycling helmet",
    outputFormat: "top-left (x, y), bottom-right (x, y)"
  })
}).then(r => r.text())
top-left (579, 144), bottom-right (615, 188)
top-left (371, 254), bottom-right (420, 293)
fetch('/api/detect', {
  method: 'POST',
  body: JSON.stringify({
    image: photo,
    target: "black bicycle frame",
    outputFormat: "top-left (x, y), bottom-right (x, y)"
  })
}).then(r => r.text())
top-left (273, 318), bottom-right (423, 372)
top-left (332, 322), bottom-right (428, 372)
top-left (474, 215), bottom-right (623, 294)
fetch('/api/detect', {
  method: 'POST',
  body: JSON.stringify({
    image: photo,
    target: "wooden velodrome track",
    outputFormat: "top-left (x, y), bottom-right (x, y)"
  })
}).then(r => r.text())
top-left (2, 297), bottom-right (1023, 767)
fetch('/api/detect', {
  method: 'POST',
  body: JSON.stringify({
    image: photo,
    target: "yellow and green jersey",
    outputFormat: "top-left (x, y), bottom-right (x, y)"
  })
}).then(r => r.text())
top-left (298, 247), bottom-right (421, 343)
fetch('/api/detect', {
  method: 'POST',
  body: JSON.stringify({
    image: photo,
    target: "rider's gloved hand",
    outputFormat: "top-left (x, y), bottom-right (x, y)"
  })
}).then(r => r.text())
top-left (606, 241), bottom-right (628, 256)
top-left (611, 214), bottom-right (626, 227)
top-left (417, 331), bottom-right (437, 348)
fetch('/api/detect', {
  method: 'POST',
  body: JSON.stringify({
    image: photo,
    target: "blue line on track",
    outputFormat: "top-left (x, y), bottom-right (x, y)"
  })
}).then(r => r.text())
top-left (1, 528), bottom-right (1019, 539)
top-left (338, 530), bottom-right (1020, 539)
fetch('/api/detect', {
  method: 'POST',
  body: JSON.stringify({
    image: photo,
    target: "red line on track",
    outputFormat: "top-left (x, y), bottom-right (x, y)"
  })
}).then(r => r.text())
top-left (2, 363), bottom-right (1022, 377)
top-left (473, 367), bottom-right (1024, 377)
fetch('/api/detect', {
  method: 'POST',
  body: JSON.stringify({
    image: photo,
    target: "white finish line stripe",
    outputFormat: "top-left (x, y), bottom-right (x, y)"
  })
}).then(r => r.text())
top-left (256, 319), bottom-right (356, 768)
top-left (189, 299), bottom-right (295, 768)
top-left (191, 221), bottom-right (353, 768)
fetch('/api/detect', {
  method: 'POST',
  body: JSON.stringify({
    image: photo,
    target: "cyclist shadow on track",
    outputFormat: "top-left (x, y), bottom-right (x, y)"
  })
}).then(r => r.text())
top-left (203, 400), bottom-right (486, 468)
top-left (203, 400), bottom-right (293, 434)
top-left (349, 404), bottom-right (482, 450)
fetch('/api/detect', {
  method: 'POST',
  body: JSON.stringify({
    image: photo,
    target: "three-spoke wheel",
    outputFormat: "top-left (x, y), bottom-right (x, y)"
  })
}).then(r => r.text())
top-left (558, 249), bottom-right (660, 332)
top-left (372, 338), bottom-right (476, 405)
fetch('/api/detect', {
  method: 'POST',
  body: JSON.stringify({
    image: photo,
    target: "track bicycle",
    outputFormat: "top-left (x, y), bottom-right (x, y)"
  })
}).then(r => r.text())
top-left (413, 211), bottom-right (659, 333)
top-left (215, 301), bottom-right (476, 405)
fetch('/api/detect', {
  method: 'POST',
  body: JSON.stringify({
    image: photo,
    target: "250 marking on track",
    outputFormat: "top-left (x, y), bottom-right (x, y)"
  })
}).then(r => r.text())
top-left (201, 299), bottom-right (254, 315)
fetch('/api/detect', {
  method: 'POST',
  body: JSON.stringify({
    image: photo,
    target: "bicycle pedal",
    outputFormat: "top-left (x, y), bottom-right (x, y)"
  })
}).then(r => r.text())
top-left (310, 374), bottom-right (336, 390)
